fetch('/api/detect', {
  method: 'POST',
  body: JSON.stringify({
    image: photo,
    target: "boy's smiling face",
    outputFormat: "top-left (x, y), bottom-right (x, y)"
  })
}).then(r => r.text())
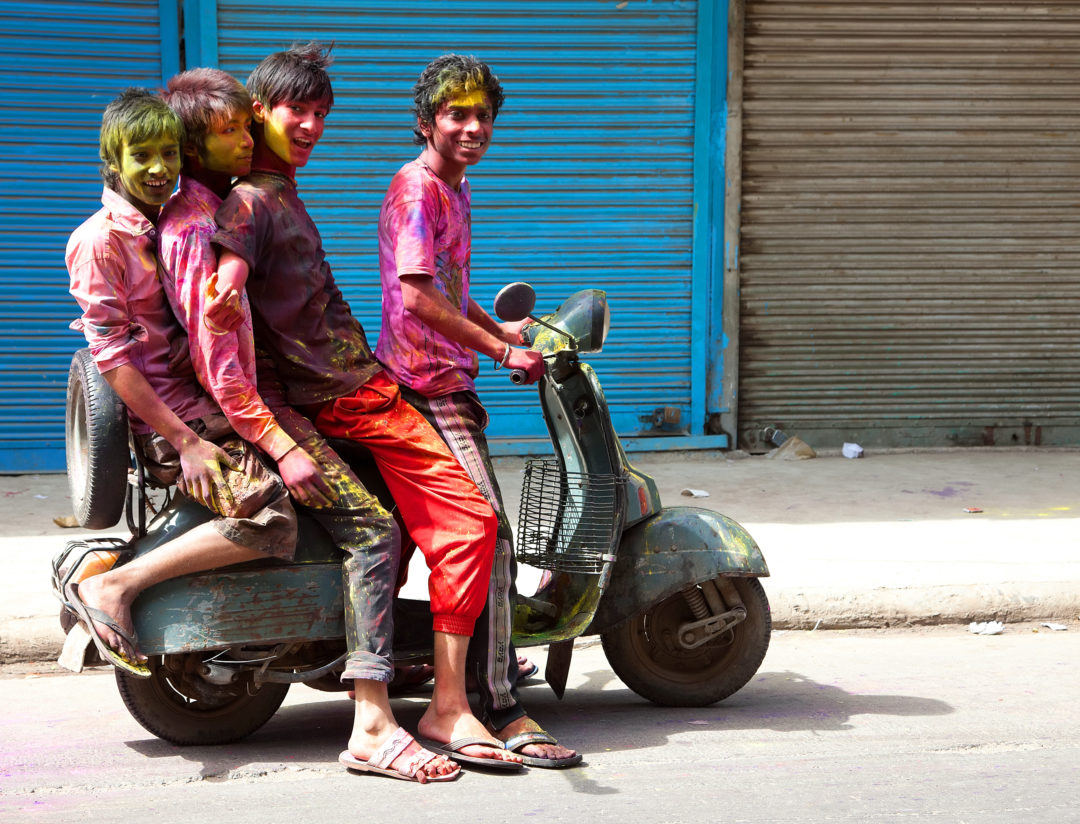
top-left (112, 133), bottom-right (181, 215)
top-left (253, 98), bottom-right (328, 171)
top-left (198, 108), bottom-right (254, 178)
top-left (419, 90), bottom-right (493, 184)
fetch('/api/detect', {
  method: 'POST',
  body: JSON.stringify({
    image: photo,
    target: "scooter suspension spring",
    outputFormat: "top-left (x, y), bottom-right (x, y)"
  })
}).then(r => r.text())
top-left (680, 584), bottom-right (710, 620)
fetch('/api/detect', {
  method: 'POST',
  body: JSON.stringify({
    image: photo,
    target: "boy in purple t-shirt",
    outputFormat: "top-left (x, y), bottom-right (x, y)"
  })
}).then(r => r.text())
top-left (157, 66), bottom-right (460, 783)
top-left (376, 53), bottom-right (580, 768)
top-left (65, 89), bottom-right (296, 679)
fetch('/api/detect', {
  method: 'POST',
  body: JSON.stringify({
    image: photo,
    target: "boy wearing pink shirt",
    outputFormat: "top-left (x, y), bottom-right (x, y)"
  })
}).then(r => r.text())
top-left (377, 54), bottom-right (579, 768)
top-left (64, 89), bottom-right (296, 679)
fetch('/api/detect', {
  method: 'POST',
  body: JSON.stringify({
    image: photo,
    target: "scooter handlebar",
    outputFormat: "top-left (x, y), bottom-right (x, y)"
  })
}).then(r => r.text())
top-left (509, 368), bottom-right (528, 385)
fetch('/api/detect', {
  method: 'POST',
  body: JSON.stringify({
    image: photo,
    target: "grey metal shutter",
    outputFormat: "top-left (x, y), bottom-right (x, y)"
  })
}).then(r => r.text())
top-left (0, 1), bottom-right (177, 471)
top-left (735, 0), bottom-right (1080, 450)
top-left (210, 0), bottom-right (701, 448)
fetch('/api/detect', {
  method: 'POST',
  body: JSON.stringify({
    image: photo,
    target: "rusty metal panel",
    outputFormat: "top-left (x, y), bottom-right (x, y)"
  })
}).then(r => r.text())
top-left (132, 564), bottom-right (345, 654)
top-left (736, 0), bottom-right (1080, 449)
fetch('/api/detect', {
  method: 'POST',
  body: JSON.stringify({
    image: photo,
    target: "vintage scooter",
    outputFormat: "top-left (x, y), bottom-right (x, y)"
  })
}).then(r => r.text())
top-left (52, 283), bottom-right (771, 746)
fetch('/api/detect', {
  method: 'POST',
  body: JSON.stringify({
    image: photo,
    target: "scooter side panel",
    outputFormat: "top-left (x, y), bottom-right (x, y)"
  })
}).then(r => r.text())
top-left (132, 564), bottom-right (345, 654)
top-left (585, 506), bottom-right (769, 635)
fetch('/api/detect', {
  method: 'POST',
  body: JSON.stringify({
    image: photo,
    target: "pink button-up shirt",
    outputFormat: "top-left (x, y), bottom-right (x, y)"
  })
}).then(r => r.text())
top-left (66, 186), bottom-right (217, 433)
top-left (157, 176), bottom-right (307, 461)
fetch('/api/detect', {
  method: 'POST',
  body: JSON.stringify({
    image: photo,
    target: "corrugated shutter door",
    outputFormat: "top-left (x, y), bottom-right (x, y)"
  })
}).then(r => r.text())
top-left (737, 1), bottom-right (1080, 449)
top-left (213, 0), bottom-right (700, 445)
top-left (0, 1), bottom-right (173, 471)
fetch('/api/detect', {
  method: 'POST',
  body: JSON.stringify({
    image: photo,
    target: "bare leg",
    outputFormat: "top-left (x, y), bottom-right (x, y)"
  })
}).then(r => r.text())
top-left (346, 681), bottom-right (457, 782)
top-left (73, 522), bottom-right (264, 660)
top-left (417, 632), bottom-right (522, 764)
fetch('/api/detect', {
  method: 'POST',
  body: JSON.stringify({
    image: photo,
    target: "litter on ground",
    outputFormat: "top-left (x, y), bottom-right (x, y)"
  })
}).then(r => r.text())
top-left (968, 621), bottom-right (1005, 636)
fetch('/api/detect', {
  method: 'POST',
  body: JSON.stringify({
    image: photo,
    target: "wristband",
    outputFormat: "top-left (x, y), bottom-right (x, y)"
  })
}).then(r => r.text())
top-left (495, 342), bottom-right (510, 369)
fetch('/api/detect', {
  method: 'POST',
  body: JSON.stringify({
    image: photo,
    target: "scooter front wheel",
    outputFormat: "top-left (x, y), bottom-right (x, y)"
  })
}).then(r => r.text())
top-left (116, 655), bottom-right (290, 746)
top-left (601, 576), bottom-right (771, 707)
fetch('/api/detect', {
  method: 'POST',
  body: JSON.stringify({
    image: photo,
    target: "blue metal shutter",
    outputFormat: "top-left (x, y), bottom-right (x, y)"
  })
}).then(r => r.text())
top-left (0, 1), bottom-right (179, 471)
top-left (209, 0), bottom-right (701, 450)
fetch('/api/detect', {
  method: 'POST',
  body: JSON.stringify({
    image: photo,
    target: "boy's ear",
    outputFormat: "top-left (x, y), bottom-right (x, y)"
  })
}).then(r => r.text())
top-left (252, 99), bottom-right (267, 123)
top-left (417, 117), bottom-right (431, 139)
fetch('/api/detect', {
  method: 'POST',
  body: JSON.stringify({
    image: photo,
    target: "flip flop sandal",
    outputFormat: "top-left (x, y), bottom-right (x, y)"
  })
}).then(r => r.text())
top-left (339, 728), bottom-right (460, 783)
top-left (502, 730), bottom-right (583, 769)
top-left (418, 736), bottom-right (525, 771)
top-left (64, 581), bottom-right (151, 679)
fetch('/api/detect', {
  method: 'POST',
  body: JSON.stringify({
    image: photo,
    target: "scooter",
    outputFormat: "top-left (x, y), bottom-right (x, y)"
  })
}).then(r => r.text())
top-left (51, 283), bottom-right (771, 746)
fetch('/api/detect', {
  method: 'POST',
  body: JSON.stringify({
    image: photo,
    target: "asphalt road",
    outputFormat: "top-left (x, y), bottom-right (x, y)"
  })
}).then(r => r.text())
top-left (3, 624), bottom-right (1077, 824)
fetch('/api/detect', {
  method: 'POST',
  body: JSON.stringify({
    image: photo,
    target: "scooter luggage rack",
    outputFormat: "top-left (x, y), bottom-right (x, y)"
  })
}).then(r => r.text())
top-left (516, 459), bottom-right (622, 574)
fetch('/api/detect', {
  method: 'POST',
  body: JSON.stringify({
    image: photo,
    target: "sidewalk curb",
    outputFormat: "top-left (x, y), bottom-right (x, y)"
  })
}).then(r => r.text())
top-left (768, 583), bottom-right (1080, 630)
top-left (5, 585), bottom-right (1078, 665)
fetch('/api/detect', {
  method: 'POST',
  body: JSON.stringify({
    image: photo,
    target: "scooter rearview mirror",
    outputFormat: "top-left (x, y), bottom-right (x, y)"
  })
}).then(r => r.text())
top-left (494, 281), bottom-right (577, 350)
top-left (493, 282), bottom-right (536, 322)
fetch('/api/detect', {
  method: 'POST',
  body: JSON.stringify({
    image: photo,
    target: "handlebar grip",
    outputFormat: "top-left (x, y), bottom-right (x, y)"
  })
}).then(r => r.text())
top-left (509, 369), bottom-right (528, 384)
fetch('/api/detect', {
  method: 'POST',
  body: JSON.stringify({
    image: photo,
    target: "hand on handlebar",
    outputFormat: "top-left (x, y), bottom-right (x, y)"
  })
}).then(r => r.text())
top-left (277, 445), bottom-right (338, 508)
top-left (505, 347), bottom-right (545, 384)
top-left (500, 318), bottom-right (533, 346)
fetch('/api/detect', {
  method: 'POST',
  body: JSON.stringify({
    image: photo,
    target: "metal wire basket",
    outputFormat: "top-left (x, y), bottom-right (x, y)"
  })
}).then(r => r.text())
top-left (515, 459), bottom-right (623, 574)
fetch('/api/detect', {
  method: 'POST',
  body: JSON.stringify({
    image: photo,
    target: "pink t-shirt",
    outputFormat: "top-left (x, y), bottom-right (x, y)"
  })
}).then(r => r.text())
top-left (66, 186), bottom-right (217, 434)
top-left (157, 177), bottom-right (298, 461)
top-left (376, 159), bottom-right (478, 397)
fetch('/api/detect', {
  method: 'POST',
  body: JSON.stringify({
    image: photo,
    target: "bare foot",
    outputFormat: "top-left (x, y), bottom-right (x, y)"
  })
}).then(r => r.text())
top-left (347, 727), bottom-right (458, 783)
top-left (417, 707), bottom-right (523, 764)
top-left (73, 573), bottom-right (142, 661)
top-left (493, 715), bottom-right (577, 763)
top-left (516, 655), bottom-right (538, 681)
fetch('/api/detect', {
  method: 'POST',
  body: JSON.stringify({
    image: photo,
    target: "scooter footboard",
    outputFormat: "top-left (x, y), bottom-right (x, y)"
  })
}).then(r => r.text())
top-left (585, 506), bottom-right (769, 635)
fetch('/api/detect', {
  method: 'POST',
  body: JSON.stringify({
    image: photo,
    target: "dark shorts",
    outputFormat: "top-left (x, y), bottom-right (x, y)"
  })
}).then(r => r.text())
top-left (134, 412), bottom-right (297, 559)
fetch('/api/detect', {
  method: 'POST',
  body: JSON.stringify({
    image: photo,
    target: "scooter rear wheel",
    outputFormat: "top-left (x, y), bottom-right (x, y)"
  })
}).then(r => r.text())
top-left (116, 656), bottom-right (290, 746)
top-left (601, 576), bottom-right (771, 707)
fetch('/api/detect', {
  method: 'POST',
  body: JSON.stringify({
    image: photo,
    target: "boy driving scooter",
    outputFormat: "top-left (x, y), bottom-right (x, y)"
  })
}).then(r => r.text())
top-left (376, 53), bottom-right (579, 768)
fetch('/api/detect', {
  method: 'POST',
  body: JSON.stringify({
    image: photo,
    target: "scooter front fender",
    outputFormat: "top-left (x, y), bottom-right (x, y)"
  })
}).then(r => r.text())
top-left (586, 506), bottom-right (769, 635)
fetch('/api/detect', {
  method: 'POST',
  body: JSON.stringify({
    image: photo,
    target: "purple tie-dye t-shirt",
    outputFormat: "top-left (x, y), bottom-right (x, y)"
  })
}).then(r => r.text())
top-left (376, 159), bottom-right (477, 398)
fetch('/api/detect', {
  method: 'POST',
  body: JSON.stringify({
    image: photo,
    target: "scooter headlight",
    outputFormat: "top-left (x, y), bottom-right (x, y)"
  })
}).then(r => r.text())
top-left (554, 289), bottom-right (609, 353)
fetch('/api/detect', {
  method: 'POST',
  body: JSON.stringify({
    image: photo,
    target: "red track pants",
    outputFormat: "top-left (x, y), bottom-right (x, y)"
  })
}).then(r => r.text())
top-left (304, 372), bottom-right (497, 636)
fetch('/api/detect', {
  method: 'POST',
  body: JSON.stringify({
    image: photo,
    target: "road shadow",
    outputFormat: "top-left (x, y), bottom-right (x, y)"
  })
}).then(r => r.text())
top-left (123, 667), bottom-right (951, 787)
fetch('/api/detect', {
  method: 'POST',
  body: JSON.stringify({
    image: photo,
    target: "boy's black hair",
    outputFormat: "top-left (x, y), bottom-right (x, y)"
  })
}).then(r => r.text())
top-left (412, 54), bottom-right (504, 146)
top-left (247, 41), bottom-right (335, 110)
top-left (162, 68), bottom-right (251, 171)
top-left (99, 88), bottom-right (184, 190)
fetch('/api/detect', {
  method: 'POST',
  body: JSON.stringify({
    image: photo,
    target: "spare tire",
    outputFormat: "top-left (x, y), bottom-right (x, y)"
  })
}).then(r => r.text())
top-left (65, 348), bottom-right (130, 529)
